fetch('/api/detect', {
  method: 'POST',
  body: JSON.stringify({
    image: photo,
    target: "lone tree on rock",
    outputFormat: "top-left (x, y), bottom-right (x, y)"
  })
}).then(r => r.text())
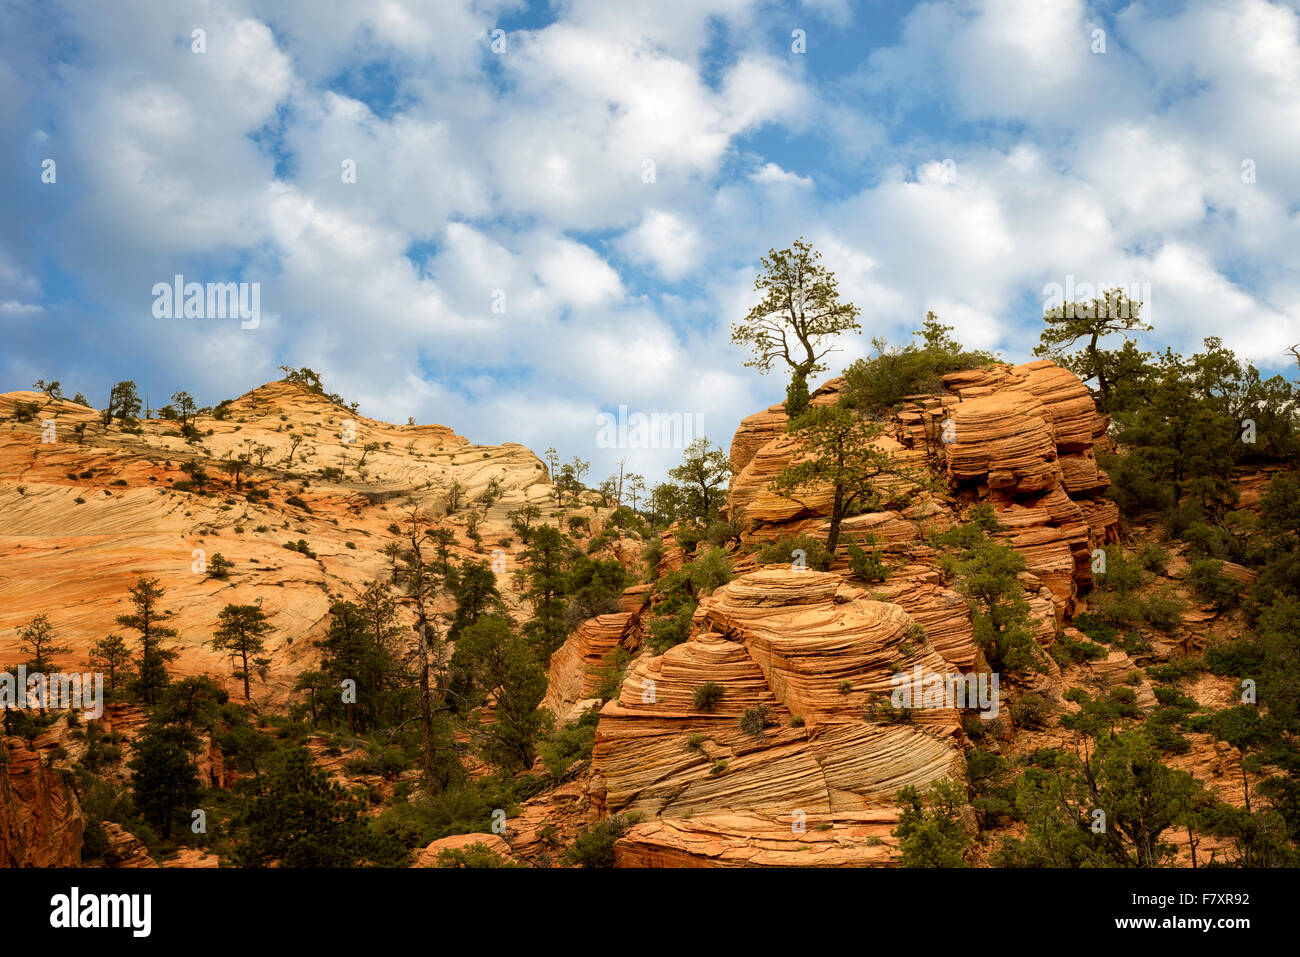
top-left (770, 405), bottom-right (919, 556)
top-left (669, 438), bottom-right (731, 525)
top-left (1033, 287), bottom-right (1151, 411)
top-left (731, 238), bottom-right (861, 417)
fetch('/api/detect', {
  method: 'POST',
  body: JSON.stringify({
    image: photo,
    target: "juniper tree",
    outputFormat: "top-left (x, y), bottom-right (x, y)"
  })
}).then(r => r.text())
top-left (668, 438), bottom-right (731, 525)
top-left (519, 524), bottom-right (570, 657)
top-left (731, 238), bottom-right (862, 417)
top-left (770, 405), bottom-right (917, 555)
top-left (935, 507), bottom-right (1047, 676)
top-left (103, 380), bottom-right (141, 426)
top-left (220, 455), bottom-right (250, 489)
top-left (398, 507), bottom-right (457, 791)
top-left (33, 379), bottom-right (64, 404)
top-left (88, 634), bottom-right (134, 696)
top-left (450, 614), bottom-right (548, 771)
top-left (1033, 288), bottom-right (1151, 410)
top-left (128, 723), bottom-right (201, 839)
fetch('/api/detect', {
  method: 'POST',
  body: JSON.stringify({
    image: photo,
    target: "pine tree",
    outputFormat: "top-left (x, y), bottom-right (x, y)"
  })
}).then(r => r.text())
top-left (116, 576), bottom-right (179, 705)
top-left (209, 603), bottom-right (273, 700)
top-left (771, 405), bottom-right (919, 555)
top-left (520, 524), bottom-right (570, 657)
top-left (88, 633), bottom-right (134, 695)
top-left (16, 613), bottom-right (71, 672)
top-left (128, 724), bottom-right (201, 839)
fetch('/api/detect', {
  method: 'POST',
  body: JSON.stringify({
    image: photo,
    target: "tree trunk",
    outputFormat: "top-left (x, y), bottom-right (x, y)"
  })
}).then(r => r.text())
top-left (826, 487), bottom-right (845, 556)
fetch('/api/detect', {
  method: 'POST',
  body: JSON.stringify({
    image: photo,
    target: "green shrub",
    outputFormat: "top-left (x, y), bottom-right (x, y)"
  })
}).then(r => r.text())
top-left (436, 843), bottom-right (521, 868)
top-left (758, 534), bottom-right (831, 571)
top-left (693, 682), bottom-right (724, 712)
top-left (1137, 543), bottom-right (1171, 575)
top-left (563, 815), bottom-right (637, 868)
top-left (688, 547), bottom-right (733, 594)
top-left (739, 705), bottom-right (770, 736)
top-left (540, 709), bottom-right (599, 778)
top-left (1011, 692), bottom-right (1055, 729)
top-left (1141, 589), bottom-right (1186, 632)
top-left (1186, 559), bottom-right (1242, 611)
top-left (1050, 632), bottom-right (1108, 668)
top-left (846, 541), bottom-right (889, 581)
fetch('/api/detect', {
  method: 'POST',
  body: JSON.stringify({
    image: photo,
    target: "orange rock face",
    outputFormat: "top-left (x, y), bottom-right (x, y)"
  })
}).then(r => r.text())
top-left (590, 570), bottom-right (966, 848)
top-left (729, 360), bottom-right (1118, 611)
top-left (544, 611), bottom-right (636, 723)
top-left (616, 809), bottom-right (902, 867)
top-left (0, 380), bottom-right (553, 709)
top-left (0, 736), bottom-right (84, 867)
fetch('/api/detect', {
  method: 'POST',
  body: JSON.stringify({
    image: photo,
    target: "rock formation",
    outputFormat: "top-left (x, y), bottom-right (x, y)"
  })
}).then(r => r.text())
top-left (0, 736), bottom-right (84, 867)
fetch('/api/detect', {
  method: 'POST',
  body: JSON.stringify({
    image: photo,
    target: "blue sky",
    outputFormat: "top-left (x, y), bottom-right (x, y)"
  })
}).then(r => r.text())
top-left (2, 0), bottom-right (1298, 483)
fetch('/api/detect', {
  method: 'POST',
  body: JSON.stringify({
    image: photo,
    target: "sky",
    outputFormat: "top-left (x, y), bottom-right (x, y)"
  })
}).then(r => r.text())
top-left (2, 0), bottom-right (1299, 484)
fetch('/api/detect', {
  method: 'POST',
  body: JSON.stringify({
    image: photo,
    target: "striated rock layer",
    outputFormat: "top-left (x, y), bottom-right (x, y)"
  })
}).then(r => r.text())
top-left (588, 570), bottom-right (967, 865)
top-left (727, 360), bottom-right (1118, 612)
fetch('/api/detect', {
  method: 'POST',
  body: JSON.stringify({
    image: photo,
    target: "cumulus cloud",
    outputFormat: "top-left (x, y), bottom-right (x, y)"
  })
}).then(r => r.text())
top-left (1, 0), bottom-right (1297, 486)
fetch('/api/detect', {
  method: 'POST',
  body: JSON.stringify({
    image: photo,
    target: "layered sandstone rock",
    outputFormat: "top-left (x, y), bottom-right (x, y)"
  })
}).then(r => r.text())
top-left (727, 361), bottom-right (1118, 616)
top-left (0, 737), bottom-right (84, 867)
top-left (728, 378), bottom-right (846, 476)
top-left (591, 571), bottom-right (966, 831)
top-left (616, 809), bottom-right (901, 867)
top-left (543, 610), bottom-right (636, 722)
top-left (101, 822), bottom-right (156, 868)
top-left (0, 379), bottom-right (553, 709)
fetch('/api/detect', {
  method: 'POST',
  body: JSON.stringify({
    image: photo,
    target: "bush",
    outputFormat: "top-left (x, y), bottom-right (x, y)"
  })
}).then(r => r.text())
top-left (688, 547), bottom-right (733, 594)
top-left (843, 315), bottom-right (994, 416)
top-left (739, 705), bottom-right (770, 736)
top-left (640, 539), bottom-right (664, 578)
top-left (1137, 543), bottom-right (1171, 575)
top-left (672, 524), bottom-right (703, 553)
top-left (1011, 692), bottom-right (1055, 730)
top-left (1050, 632), bottom-right (1108, 668)
top-left (1141, 589), bottom-right (1186, 632)
top-left (590, 647), bottom-right (632, 702)
top-left (1093, 545), bottom-right (1146, 593)
top-left (563, 815), bottom-right (636, 868)
top-left (435, 843), bottom-right (521, 868)
top-left (647, 602), bottom-right (695, 653)
top-left (758, 534), bottom-right (831, 571)
top-left (693, 682), bottom-right (724, 712)
top-left (1186, 559), bottom-right (1242, 611)
top-left (846, 541), bottom-right (889, 581)
top-left (283, 539), bottom-right (317, 559)
top-left (285, 495), bottom-right (312, 512)
top-left (540, 709), bottom-right (599, 778)
top-left (702, 519), bottom-right (742, 549)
